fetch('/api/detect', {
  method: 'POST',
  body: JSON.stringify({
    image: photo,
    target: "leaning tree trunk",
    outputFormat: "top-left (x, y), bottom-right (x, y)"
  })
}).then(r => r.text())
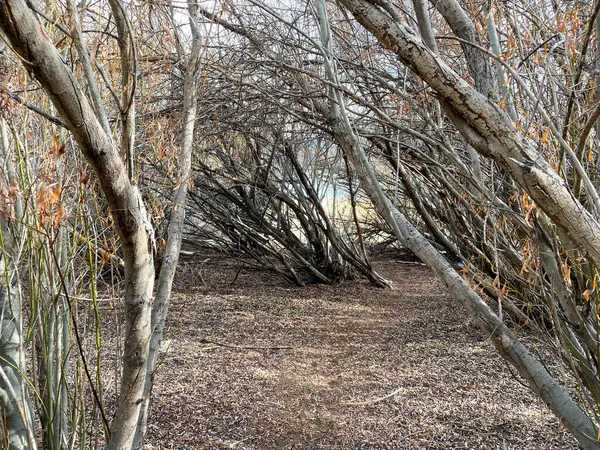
top-left (314, 2), bottom-right (600, 447)
top-left (338, 0), bottom-right (600, 266)
top-left (0, 1), bottom-right (155, 448)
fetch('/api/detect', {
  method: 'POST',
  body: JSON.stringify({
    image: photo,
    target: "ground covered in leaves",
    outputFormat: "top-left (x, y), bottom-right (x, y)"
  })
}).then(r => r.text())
top-left (144, 254), bottom-right (578, 449)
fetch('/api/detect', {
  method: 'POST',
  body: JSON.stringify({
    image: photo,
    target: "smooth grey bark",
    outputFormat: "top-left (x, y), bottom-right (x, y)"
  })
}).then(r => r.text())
top-left (411, 0), bottom-right (437, 52)
top-left (65, 0), bottom-right (112, 137)
top-left (108, 0), bottom-right (137, 181)
top-left (484, 2), bottom-right (518, 121)
top-left (432, 0), bottom-right (495, 97)
top-left (314, 0), bottom-right (407, 247)
top-left (0, 258), bottom-right (34, 450)
top-left (427, 0), bottom-right (487, 183)
top-left (39, 230), bottom-right (70, 450)
top-left (397, 214), bottom-right (600, 449)
top-left (0, 285), bottom-right (34, 450)
top-left (317, 2), bottom-right (600, 447)
top-left (133, 3), bottom-right (202, 447)
top-left (413, 0), bottom-right (484, 184)
top-left (0, 1), bottom-right (155, 448)
top-left (0, 121), bottom-right (34, 450)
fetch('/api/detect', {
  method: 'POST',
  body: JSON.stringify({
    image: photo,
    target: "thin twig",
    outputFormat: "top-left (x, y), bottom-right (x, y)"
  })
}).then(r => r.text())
top-left (200, 338), bottom-right (294, 350)
top-left (48, 235), bottom-right (111, 437)
top-left (1, 86), bottom-right (67, 128)
top-left (341, 386), bottom-right (402, 406)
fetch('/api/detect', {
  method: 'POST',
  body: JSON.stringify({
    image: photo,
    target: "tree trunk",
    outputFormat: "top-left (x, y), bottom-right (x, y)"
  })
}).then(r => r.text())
top-left (0, 285), bottom-right (35, 449)
top-left (432, 0), bottom-right (495, 97)
top-left (316, 2), bottom-right (600, 447)
top-left (0, 119), bottom-right (35, 450)
top-left (133, 4), bottom-right (202, 445)
top-left (0, 2), bottom-right (155, 447)
top-left (338, 0), bottom-right (600, 275)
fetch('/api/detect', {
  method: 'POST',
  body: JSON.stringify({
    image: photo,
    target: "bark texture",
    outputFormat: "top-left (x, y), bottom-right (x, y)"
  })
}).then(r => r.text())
top-left (0, 1), bottom-right (155, 448)
top-left (0, 286), bottom-right (35, 450)
top-left (433, 0), bottom-right (495, 96)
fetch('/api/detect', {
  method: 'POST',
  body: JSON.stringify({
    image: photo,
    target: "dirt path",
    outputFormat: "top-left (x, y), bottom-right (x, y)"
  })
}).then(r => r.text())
top-left (145, 256), bottom-right (577, 449)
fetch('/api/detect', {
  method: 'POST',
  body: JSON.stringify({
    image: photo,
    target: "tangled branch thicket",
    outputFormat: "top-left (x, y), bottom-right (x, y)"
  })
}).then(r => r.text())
top-left (2, 0), bottom-right (600, 447)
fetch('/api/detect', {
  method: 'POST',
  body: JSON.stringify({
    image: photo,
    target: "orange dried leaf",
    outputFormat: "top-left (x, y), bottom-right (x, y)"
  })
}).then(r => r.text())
top-left (80, 170), bottom-right (91, 185)
top-left (541, 128), bottom-right (550, 144)
top-left (53, 207), bottom-right (64, 226)
top-left (520, 258), bottom-right (530, 276)
top-left (48, 185), bottom-right (61, 204)
top-left (40, 26), bottom-right (51, 42)
top-left (51, 134), bottom-right (59, 153)
top-left (492, 276), bottom-right (499, 288)
top-left (563, 261), bottom-right (572, 285)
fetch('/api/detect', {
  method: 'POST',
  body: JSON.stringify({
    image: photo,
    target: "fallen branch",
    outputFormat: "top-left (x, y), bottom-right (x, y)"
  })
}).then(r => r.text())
top-left (199, 338), bottom-right (294, 350)
top-left (341, 387), bottom-right (402, 406)
top-left (394, 260), bottom-right (426, 266)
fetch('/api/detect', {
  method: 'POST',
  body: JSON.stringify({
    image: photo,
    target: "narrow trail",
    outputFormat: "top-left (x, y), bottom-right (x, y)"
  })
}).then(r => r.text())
top-left (146, 256), bottom-right (577, 449)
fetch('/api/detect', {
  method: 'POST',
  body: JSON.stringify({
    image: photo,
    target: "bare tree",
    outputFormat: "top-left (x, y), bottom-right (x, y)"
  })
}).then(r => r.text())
top-left (0, 0), bottom-right (155, 447)
top-left (134, 1), bottom-right (205, 446)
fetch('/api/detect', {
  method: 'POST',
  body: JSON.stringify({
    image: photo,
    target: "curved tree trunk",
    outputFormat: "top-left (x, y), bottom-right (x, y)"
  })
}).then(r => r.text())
top-left (337, 0), bottom-right (600, 276)
top-left (0, 1), bottom-right (155, 448)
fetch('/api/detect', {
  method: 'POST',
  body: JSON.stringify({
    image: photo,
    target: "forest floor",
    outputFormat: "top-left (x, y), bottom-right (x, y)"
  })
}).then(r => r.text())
top-left (144, 253), bottom-right (579, 449)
